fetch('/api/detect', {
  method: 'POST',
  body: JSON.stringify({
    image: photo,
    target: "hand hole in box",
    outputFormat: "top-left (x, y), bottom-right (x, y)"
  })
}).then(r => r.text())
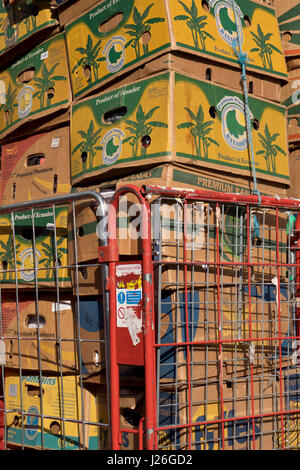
top-left (27, 154), bottom-right (45, 167)
top-left (17, 67), bottom-right (35, 84)
top-left (283, 32), bottom-right (292, 42)
top-left (26, 314), bottom-right (45, 329)
top-left (84, 64), bottom-right (91, 81)
top-left (98, 12), bottom-right (124, 33)
top-left (103, 106), bottom-right (127, 124)
top-left (50, 421), bottom-right (61, 435)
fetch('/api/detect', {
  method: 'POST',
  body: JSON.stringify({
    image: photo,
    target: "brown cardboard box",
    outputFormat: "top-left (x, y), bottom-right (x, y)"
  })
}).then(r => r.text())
top-left (287, 146), bottom-right (300, 198)
top-left (55, 0), bottom-right (103, 27)
top-left (70, 71), bottom-right (290, 187)
top-left (1, 291), bottom-right (78, 373)
top-left (159, 374), bottom-right (278, 450)
top-left (0, 126), bottom-right (71, 205)
top-left (273, 0), bottom-right (299, 20)
top-left (65, 0), bottom-right (287, 101)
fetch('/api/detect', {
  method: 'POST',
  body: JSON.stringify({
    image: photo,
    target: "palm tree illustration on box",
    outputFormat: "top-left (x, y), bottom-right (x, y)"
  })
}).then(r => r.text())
top-left (72, 34), bottom-right (105, 83)
top-left (39, 236), bottom-right (67, 280)
top-left (33, 62), bottom-right (67, 109)
top-left (122, 104), bottom-right (168, 158)
top-left (0, 83), bottom-right (18, 126)
top-left (174, 0), bottom-right (214, 50)
top-left (177, 105), bottom-right (219, 159)
top-left (250, 24), bottom-right (283, 71)
top-left (124, 4), bottom-right (165, 59)
top-left (256, 124), bottom-right (286, 174)
top-left (0, 234), bottom-right (21, 280)
top-left (72, 119), bottom-right (103, 171)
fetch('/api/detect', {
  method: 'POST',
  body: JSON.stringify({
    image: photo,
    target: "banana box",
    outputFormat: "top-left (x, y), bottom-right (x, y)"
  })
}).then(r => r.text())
top-left (0, 291), bottom-right (78, 373)
top-left (4, 372), bottom-right (144, 450)
top-left (0, 126), bottom-right (71, 206)
top-left (0, 0), bottom-right (58, 65)
top-left (273, 0), bottom-right (300, 20)
top-left (65, 0), bottom-right (287, 101)
top-left (0, 31), bottom-right (71, 142)
top-left (71, 71), bottom-right (290, 187)
top-left (0, 206), bottom-right (71, 288)
top-left (159, 375), bottom-right (279, 450)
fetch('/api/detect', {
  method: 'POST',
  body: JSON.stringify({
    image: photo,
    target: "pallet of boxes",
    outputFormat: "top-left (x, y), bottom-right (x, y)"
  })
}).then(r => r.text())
top-left (64, 0), bottom-right (293, 450)
top-left (0, 0), bottom-right (294, 451)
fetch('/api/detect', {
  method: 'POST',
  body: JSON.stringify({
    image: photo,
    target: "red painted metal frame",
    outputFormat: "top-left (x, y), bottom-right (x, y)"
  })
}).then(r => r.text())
top-left (104, 183), bottom-right (300, 450)
top-left (102, 185), bottom-right (156, 450)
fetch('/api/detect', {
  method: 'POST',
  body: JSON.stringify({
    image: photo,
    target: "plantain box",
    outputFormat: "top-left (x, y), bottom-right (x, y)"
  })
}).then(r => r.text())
top-left (0, 206), bottom-right (71, 289)
top-left (0, 31), bottom-right (71, 142)
top-left (0, 0), bottom-right (58, 66)
top-left (0, 291), bottom-right (77, 373)
top-left (4, 371), bottom-right (144, 450)
top-left (65, 0), bottom-right (287, 101)
top-left (70, 71), bottom-right (290, 187)
top-left (0, 126), bottom-right (71, 206)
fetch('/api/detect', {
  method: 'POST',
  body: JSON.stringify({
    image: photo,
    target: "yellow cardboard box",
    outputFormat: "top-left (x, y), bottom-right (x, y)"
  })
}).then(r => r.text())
top-left (65, 0), bottom-right (287, 100)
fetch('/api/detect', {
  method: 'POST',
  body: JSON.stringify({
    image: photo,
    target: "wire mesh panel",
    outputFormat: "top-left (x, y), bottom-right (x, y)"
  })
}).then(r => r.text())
top-left (0, 191), bottom-right (115, 451)
top-left (148, 189), bottom-right (300, 451)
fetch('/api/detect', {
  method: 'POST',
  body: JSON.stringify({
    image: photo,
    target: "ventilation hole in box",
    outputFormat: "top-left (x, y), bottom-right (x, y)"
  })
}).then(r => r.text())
top-left (81, 151), bottom-right (88, 166)
top-left (9, 340), bottom-right (13, 359)
top-left (2, 260), bottom-right (7, 271)
top-left (141, 135), bottom-right (151, 148)
top-left (13, 416), bottom-right (19, 426)
top-left (94, 350), bottom-right (100, 366)
top-left (205, 68), bottom-right (212, 81)
top-left (47, 87), bottom-right (55, 101)
top-left (50, 421), bottom-right (61, 435)
top-left (26, 314), bottom-right (46, 329)
top-left (27, 154), bottom-right (45, 167)
top-left (26, 384), bottom-right (43, 397)
top-left (80, 266), bottom-right (88, 280)
top-left (244, 15), bottom-right (251, 26)
top-left (84, 64), bottom-right (91, 81)
top-left (283, 32), bottom-right (292, 42)
top-left (12, 182), bottom-right (16, 199)
top-left (31, 4), bottom-right (39, 16)
top-left (53, 174), bottom-right (58, 193)
top-left (253, 118), bottom-right (260, 130)
top-left (248, 80), bottom-right (254, 94)
top-left (209, 106), bottom-right (217, 118)
top-left (141, 31), bottom-right (151, 45)
top-left (201, 0), bottom-right (209, 11)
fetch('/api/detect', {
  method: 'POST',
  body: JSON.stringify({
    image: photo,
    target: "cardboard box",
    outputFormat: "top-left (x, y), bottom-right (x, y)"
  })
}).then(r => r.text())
top-left (273, 0), bottom-right (300, 20)
top-left (286, 147), bottom-right (300, 198)
top-left (0, 291), bottom-right (78, 373)
top-left (55, 0), bottom-right (102, 27)
top-left (158, 283), bottom-right (291, 384)
top-left (158, 374), bottom-right (278, 450)
top-left (0, 31), bottom-right (71, 142)
top-left (65, 0), bottom-right (287, 101)
top-left (0, 126), bottom-right (71, 206)
top-left (0, 0), bottom-right (58, 65)
top-left (70, 71), bottom-right (290, 186)
top-left (0, 206), bottom-right (71, 288)
top-left (4, 371), bottom-right (144, 450)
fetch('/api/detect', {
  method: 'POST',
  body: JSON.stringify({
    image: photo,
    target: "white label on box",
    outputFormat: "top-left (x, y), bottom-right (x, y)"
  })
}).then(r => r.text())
top-left (51, 137), bottom-right (60, 148)
top-left (9, 384), bottom-right (17, 397)
top-left (52, 301), bottom-right (72, 312)
top-left (41, 51), bottom-right (48, 60)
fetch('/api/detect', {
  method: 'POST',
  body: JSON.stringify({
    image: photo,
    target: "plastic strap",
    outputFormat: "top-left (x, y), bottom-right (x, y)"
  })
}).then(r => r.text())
top-left (231, 1), bottom-right (261, 206)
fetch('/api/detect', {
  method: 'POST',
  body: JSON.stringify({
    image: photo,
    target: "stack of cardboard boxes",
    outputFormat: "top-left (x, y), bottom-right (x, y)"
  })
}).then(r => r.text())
top-left (0, 0), bottom-right (294, 450)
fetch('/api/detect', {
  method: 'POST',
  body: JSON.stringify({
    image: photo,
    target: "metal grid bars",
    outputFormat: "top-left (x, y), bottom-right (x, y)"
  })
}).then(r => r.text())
top-left (0, 191), bottom-right (112, 451)
top-left (140, 186), bottom-right (300, 451)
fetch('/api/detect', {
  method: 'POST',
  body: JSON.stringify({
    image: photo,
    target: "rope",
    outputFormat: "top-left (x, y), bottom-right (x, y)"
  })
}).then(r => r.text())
top-left (231, 0), bottom-right (261, 206)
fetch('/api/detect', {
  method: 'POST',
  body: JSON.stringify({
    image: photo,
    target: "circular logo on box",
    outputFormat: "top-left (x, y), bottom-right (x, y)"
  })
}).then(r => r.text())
top-left (17, 86), bottom-right (34, 119)
top-left (25, 406), bottom-right (39, 440)
top-left (19, 248), bottom-right (41, 282)
top-left (103, 36), bottom-right (126, 73)
top-left (101, 128), bottom-right (125, 165)
top-left (217, 96), bottom-right (252, 151)
top-left (210, 0), bottom-right (243, 47)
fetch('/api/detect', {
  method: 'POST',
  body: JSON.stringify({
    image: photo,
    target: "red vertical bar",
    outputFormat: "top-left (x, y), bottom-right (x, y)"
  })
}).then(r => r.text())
top-left (247, 206), bottom-right (256, 449)
top-left (295, 214), bottom-right (300, 367)
top-left (215, 203), bottom-right (225, 450)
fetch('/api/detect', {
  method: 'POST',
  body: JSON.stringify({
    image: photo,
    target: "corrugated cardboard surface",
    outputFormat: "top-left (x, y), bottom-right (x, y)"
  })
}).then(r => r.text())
top-left (0, 126), bottom-right (71, 205)
top-left (65, 0), bottom-right (287, 100)
top-left (1, 291), bottom-right (77, 372)
top-left (0, 31), bottom-right (71, 142)
top-left (70, 71), bottom-right (290, 186)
